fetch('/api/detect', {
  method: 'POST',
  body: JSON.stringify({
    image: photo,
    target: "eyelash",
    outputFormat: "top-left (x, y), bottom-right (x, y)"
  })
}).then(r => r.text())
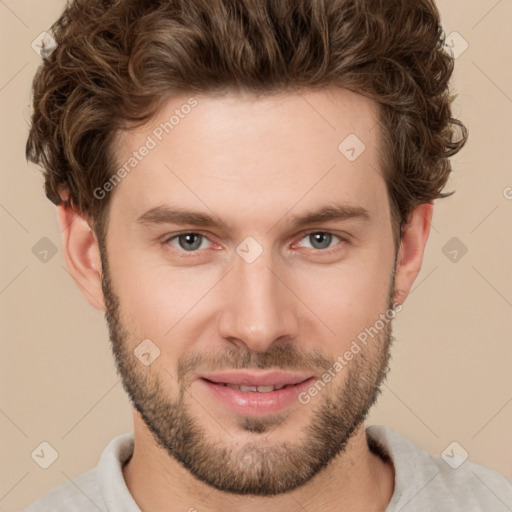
top-left (162, 230), bottom-right (347, 257)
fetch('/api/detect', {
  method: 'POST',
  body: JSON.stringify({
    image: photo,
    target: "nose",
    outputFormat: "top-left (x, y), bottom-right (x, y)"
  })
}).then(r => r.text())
top-left (217, 248), bottom-right (300, 353)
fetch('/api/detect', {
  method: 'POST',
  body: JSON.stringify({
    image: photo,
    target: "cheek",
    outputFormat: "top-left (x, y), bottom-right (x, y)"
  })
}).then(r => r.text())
top-left (107, 237), bottom-right (204, 320)
top-left (108, 252), bottom-right (220, 361)
top-left (295, 260), bottom-right (392, 349)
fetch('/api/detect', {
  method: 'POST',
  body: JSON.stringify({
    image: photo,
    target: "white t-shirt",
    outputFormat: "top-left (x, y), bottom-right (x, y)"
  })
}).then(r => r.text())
top-left (18, 425), bottom-right (512, 511)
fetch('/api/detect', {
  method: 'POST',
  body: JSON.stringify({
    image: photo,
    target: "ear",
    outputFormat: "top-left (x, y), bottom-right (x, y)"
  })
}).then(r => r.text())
top-left (393, 202), bottom-right (434, 306)
top-left (56, 201), bottom-right (105, 312)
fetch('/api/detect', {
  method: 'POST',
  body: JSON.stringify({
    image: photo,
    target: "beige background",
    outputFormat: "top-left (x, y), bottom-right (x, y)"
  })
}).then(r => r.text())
top-left (1, 1), bottom-right (511, 510)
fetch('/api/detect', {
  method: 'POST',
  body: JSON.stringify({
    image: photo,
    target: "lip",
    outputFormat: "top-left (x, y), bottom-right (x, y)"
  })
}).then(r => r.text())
top-left (197, 372), bottom-right (316, 416)
top-left (198, 370), bottom-right (314, 388)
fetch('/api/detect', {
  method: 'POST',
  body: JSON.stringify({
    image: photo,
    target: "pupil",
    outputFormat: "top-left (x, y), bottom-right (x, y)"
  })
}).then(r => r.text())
top-left (177, 233), bottom-right (331, 251)
top-left (180, 233), bottom-right (201, 251)
top-left (311, 232), bottom-right (331, 249)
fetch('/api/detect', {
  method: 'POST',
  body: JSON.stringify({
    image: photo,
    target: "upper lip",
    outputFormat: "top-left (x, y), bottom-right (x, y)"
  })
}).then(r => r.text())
top-left (198, 370), bottom-right (314, 387)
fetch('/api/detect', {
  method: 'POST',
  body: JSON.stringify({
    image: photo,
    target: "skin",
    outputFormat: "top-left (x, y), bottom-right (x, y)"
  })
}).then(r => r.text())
top-left (57, 87), bottom-right (433, 512)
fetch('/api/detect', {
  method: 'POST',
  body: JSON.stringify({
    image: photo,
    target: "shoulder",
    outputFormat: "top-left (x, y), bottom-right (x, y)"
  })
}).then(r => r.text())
top-left (17, 432), bottom-right (135, 512)
top-left (426, 451), bottom-right (512, 510)
top-left (367, 424), bottom-right (512, 511)
top-left (16, 468), bottom-right (104, 512)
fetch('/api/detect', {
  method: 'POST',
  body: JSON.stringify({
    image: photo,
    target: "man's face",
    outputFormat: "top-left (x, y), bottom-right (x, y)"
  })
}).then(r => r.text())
top-left (100, 88), bottom-right (398, 495)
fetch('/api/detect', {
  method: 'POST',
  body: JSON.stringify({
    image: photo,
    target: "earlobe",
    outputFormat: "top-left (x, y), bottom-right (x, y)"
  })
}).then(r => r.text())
top-left (57, 202), bottom-right (106, 312)
top-left (393, 202), bottom-right (434, 307)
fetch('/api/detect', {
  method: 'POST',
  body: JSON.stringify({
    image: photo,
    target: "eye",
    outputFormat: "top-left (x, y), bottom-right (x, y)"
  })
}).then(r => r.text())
top-left (296, 231), bottom-right (343, 251)
top-left (165, 232), bottom-right (212, 252)
top-left (162, 230), bottom-right (346, 256)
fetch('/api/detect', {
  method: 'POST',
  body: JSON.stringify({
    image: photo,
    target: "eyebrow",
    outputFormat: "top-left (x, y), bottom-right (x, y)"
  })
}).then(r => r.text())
top-left (135, 203), bottom-right (371, 232)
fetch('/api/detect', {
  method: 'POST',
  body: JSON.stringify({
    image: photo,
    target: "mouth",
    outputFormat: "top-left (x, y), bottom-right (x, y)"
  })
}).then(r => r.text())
top-left (198, 369), bottom-right (315, 388)
top-left (202, 381), bottom-right (303, 392)
top-left (196, 371), bottom-right (316, 416)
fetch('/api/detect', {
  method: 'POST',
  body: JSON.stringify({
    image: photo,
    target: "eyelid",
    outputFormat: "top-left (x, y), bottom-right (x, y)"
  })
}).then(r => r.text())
top-left (162, 229), bottom-right (348, 255)
top-left (292, 230), bottom-right (347, 251)
top-left (162, 230), bottom-right (215, 248)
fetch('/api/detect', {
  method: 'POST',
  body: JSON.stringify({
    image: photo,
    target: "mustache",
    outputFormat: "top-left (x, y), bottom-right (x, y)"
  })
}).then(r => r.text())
top-left (176, 343), bottom-right (334, 383)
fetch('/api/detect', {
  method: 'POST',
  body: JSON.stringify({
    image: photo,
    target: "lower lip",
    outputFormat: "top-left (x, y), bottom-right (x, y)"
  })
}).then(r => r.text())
top-left (198, 377), bottom-right (315, 416)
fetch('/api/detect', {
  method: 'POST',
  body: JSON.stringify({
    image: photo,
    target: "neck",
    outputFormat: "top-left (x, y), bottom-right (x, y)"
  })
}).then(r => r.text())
top-left (122, 414), bottom-right (395, 512)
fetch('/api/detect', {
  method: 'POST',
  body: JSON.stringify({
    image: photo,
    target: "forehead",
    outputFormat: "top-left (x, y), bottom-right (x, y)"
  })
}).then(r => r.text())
top-left (110, 87), bottom-right (388, 230)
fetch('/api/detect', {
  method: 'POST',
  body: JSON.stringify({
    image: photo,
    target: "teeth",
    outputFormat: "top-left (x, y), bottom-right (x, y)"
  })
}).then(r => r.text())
top-left (224, 384), bottom-right (287, 392)
top-left (240, 385), bottom-right (258, 392)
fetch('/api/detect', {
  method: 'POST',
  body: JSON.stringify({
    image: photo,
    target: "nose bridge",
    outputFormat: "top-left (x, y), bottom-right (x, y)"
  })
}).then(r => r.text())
top-left (217, 246), bottom-right (298, 351)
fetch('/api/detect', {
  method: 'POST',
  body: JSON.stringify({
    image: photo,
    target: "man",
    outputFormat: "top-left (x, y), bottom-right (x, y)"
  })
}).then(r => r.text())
top-left (21, 0), bottom-right (512, 510)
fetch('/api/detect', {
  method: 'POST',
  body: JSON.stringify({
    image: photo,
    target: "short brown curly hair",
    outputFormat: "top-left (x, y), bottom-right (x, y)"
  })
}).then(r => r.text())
top-left (26, 0), bottom-right (467, 247)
